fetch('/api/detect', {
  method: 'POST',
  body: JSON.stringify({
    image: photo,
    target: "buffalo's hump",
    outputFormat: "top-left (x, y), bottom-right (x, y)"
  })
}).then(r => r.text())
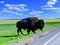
top-left (16, 17), bottom-right (39, 28)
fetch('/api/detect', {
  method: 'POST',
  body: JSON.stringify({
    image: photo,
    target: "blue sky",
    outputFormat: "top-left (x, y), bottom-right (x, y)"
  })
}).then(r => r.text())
top-left (0, 0), bottom-right (60, 19)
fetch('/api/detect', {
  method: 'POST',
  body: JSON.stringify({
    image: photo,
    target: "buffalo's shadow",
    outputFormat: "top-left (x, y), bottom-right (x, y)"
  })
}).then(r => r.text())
top-left (0, 34), bottom-right (28, 38)
top-left (0, 35), bottom-right (18, 38)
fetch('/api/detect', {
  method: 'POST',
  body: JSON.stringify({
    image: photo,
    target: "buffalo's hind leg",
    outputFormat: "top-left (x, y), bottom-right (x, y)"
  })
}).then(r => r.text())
top-left (27, 29), bottom-right (30, 35)
top-left (32, 30), bottom-right (36, 34)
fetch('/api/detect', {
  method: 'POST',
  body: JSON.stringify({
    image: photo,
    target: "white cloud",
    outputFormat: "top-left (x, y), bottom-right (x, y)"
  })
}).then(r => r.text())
top-left (47, 1), bottom-right (55, 5)
top-left (56, 10), bottom-right (60, 13)
top-left (41, 0), bottom-right (57, 8)
top-left (41, 4), bottom-right (53, 8)
top-left (41, 0), bottom-right (60, 11)
top-left (51, 0), bottom-right (57, 2)
top-left (0, 1), bottom-right (5, 4)
top-left (5, 4), bottom-right (27, 7)
top-left (42, 7), bottom-right (60, 10)
top-left (47, 0), bottom-right (57, 5)
top-left (30, 11), bottom-right (43, 14)
top-left (1, 9), bottom-right (23, 16)
top-left (52, 7), bottom-right (60, 13)
top-left (0, 12), bottom-right (2, 14)
top-left (30, 11), bottom-right (43, 17)
top-left (4, 4), bottom-right (29, 12)
top-left (0, 4), bottom-right (29, 17)
top-left (41, 0), bottom-right (60, 14)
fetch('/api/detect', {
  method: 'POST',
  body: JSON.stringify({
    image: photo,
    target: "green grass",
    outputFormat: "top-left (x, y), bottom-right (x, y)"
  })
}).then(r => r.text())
top-left (0, 19), bottom-right (60, 45)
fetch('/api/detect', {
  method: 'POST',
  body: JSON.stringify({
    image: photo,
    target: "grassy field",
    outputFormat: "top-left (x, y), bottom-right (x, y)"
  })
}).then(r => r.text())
top-left (0, 19), bottom-right (60, 45)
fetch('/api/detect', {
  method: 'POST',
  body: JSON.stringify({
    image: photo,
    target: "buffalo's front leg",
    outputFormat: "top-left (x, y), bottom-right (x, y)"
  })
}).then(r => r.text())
top-left (17, 28), bottom-right (23, 36)
top-left (40, 28), bottom-right (43, 31)
top-left (19, 29), bottom-right (23, 35)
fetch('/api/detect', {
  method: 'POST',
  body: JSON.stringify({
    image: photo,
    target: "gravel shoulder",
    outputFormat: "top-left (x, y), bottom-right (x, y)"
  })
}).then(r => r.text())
top-left (9, 26), bottom-right (60, 45)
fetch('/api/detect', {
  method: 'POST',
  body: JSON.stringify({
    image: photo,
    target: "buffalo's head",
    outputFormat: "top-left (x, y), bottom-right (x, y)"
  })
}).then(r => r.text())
top-left (38, 19), bottom-right (44, 31)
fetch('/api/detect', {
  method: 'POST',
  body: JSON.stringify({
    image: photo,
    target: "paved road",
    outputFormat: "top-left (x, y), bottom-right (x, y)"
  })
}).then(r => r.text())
top-left (28, 26), bottom-right (60, 45)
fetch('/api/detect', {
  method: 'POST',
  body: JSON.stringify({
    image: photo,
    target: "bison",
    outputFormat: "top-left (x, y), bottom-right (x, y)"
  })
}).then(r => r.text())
top-left (16, 17), bottom-right (44, 35)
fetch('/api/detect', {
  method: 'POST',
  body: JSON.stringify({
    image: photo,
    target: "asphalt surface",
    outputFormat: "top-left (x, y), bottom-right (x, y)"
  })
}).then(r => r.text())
top-left (44, 32), bottom-right (60, 45)
top-left (28, 26), bottom-right (60, 45)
